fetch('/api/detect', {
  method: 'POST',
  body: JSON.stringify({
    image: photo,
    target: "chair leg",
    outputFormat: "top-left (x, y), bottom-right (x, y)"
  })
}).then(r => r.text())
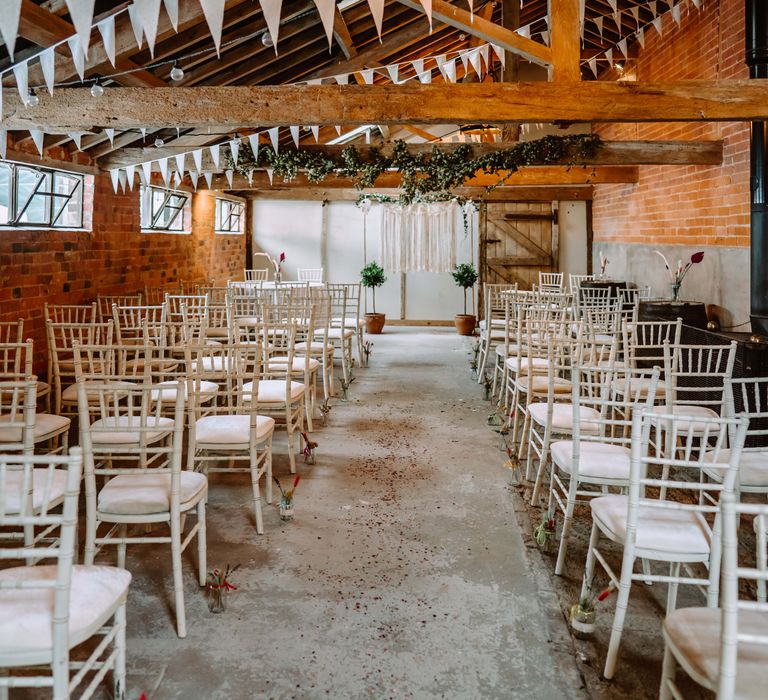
top-left (603, 553), bottom-right (637, 679)
top-left (113, 600), bottom-right (128, 700)
top-left (477, 338), bottom-right (489, 384)
top-left (265, 437), bottom-right (274, 504)
top-left (659, 641), bottom-right (676, 700)
top-left (666, 562), bottom-right (681, 613)
top-left (758, 519), bottom-right (767, 604)
top-left (356, 327), bottom-right (365, 367)
top-left (250, 457), bottom-right (264, 535)
top-left (170, 516), bottom-right (187, 638)
top-left (304, 390), bottom-right (314, 433)
top-left (197, 499), bottom-right (207, 587)
top-left (580, 521), bottom-right (600, 600)
top-left (84, 518), bottom-right (97, 566)
top-left (287, 416), bottom-right (297, 474)
top-left (116, 524), bottom-right (128, 569)
top-left (555, 480), bottom-right (577, 577)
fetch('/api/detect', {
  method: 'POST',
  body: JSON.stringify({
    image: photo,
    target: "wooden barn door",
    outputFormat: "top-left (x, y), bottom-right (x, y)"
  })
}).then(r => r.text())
top-left (479, 202), bottom-right (559, 311)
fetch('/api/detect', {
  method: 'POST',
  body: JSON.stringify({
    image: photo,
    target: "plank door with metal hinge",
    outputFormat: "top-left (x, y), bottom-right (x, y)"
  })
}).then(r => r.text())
top-left (480, 202), bottom-right (559, 295)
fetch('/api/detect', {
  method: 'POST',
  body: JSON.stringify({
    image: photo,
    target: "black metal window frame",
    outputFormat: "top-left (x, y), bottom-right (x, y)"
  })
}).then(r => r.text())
top-left (140, 185), bottom-right (190, 233)
top-left (215, 198), bottom-right (244, 234)
top-left (0, 161), bottom-right (84, 229)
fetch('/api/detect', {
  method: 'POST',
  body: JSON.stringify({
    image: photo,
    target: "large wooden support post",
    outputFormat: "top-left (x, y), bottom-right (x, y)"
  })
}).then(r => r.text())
top-left (549, 0), bottom-right (582, 82)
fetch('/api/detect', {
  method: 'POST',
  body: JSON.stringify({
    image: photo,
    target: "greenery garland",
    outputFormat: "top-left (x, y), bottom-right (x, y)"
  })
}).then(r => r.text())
top-left (225, 133), bottom-right (601, 202)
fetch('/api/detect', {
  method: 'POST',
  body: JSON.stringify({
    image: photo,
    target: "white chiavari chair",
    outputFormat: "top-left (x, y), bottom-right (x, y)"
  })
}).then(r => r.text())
top-left (243, 268), bottom-right (269, 282)
top-left (330, 282), bottom-right (366, 367)
top-left (96, 293), bottom-right (142, 321)
top-left (477, 283), bottom-right (516, 384)
top-left (569, 273), bottom-right (594, 292)
top-left (112, 304), bottom-right (167, 347)
top-left (297, 268), bottom-right (324, 283)
top-left (325, 284), bottom-right (354, 386)
top-left (538, 271), bottom-right (564, 291)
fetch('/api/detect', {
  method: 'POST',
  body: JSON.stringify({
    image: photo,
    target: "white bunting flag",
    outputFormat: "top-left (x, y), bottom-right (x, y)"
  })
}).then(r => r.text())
top-left (443, 59), bottom-right (456, 83)
top-left (290, 126), bottom-right (300, 148)
top-left (192, 148), bottom-right (203, 173)
top-left (692, 0), bottom-right (701, 7)
top-left (386, 64), bottom-right (399, 84)
top-left (313, 0), bottom-right (336, 47)
top-left (467, 49), bottom-right (482, 79)
top-left (594, 16), bottom-right (603, 40)
top-left (163, 0), bottom-right (179, 30)
top-left (306, 78), bottom-right (322, 85)
top-left (266, 167), bottom-right (274, 185)
top-left (411, 58), bottom-right (424, 76)
top-left (68, 132), bottom-right (83, 150)
top-left (12, 61), bottom-right (28, 104)
top-left (225, 169), bottom-right (234, 187)
top-left (29, 130), bottom-right (44, 156)
top-left (141, 161), bottom-right (152, 184)
top-left (617, 38), bottom-right (628, 58)
top-left (209, 143), bottom-right (221, 169)
top-left (607, 0), bottom-right (617, 10)
top-left (517, 24), bottom-right (531, 39)
top-left (127, 4), bottom-right (144, 49)
top-left (459, 51), bottom-right (469, 73)
top-left (310, 125), bottom-right (319, 142)
top-left (435, 54), bottom-right (447, 70)
top-left (110, 169), bottom-right (121, 193)
top-left (64, 0), bottom-right (96, 57)
top-left (541, 30), bottom-right (549, 46)
top-left (268, 127), bottom-right (280, 153)
top-left (0, 0), bottom-right (22, 61)
top-left (334, 125), bottom-right (341, 136)
top-left (247, 170), bottom-right (253, 186)
top-left (229, 139), bottom-right (240, 165)
top-left (361, 69), bottom-right (375, 85)
top-left (189, 171), bottom-right (199, 190)
top-left (335, 74), bottom-right (349, 85)
top-left (480, 44), bottom-right (490, 69)
top-left (613, 11), bottom-right (621, 29)
top-left (118, 169), bottom-right (128, 194)
top-left (39, 49), bottom-right (56, 95)
top-left (652, 16), bottom-right (663, 37)
top-left (203, 172), bottom-right (213, 188)
top-left (199, 0), bottom-right (226, 55)
top-left (158, 157), bottom-right (169, 186)
top-left (0, 130), bottom-right (6, 160)
top-left (418, 69), bottom-right (431, 84)
top-left (419, 0), bottom-right (433, 32)
top-left (636, 26), bottom-right (645, 49)
top-left (367, 0), bottom-right (385, 40)
top-left (133, 0), bottom-right (162, 56)
top-left (172, 170), bottom-right (181, 188)
top-left (630, 6), bottom-right (640, 25)
top-left (365, 129), bottom-right (371, 144)
top-left (247, 134), bottom-right (260, 162)
top-left (605, 48), bottom-right (613, 67)
top-left (140, 127), bottom-right (147, 140)
top-left (579, 0), bottom-right (585, 26)
top-left (96, 17), bottom-right (116, 67)
top-left (649, 1), bottom-right (658, 19)
top-left (67, 35), bottom-right (86, 80)
top-left (672, 3), bottom-right (681, 25)
top-left (125, 164), bottom-right (136, 189)
top-left (587, 56), bottom-right (598, 78)
top-left (259, 0), bottom-right (282, 52)
top-left (491, 44), bottom-right (505, 67)
top-left (174, 152), bottom-right (186, 176)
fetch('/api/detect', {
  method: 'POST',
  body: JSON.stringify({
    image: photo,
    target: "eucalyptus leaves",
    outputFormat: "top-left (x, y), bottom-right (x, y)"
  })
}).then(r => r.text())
top-left (225, 134), bottom-right (601, 202)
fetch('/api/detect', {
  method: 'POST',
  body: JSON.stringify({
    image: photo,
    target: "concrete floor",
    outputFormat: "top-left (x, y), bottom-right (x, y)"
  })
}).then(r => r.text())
top-left (97, 328), bottom-right (588, 699)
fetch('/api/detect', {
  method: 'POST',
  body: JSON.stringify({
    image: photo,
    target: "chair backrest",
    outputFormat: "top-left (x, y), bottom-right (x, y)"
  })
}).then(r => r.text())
top-left (0, 377), bottom-right (37, 453)
top-left (663, 341), bottom-right (738, 411)
top-left (113, 304), bottom-right (167, 346)
top-left (96, 293), bottom-right (142, 320)
top-left (716, 495), bottom-right (768, 698)
top-left (328, 283), bottom-right (362, 326)
top-left (0, 339), bottom-right (33, 377)
top-left (0, 319), bottom-right (23, 345)
top-left (72, 341), bottom-right (154, 383)
top-left (723, 376), bottom-right (768, 454)
top-left (144, 286), bottom-right (171, 305)
top-left (0, 450), bottom-right (82, 670)
top-left (44, 302), bottom-right (97, 324)
top-left (623, 318), bottom-right (682, 369)
top-left (47, 321), bottom-right (113, 378)
top-left (569, 273), bottom-right (594, 292)
top-left (243, 269), bottom-right (269, 282)
top-left (326, 284), bottom-right (349, 327)
top-left (538, 271), bottom-right (564, 290)
top-left (297, 267), bottom-right (324, 283)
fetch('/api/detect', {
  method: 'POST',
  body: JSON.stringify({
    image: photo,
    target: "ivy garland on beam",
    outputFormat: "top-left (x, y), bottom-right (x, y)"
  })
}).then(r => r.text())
top-left (225, 133), bottom-right (601, 203)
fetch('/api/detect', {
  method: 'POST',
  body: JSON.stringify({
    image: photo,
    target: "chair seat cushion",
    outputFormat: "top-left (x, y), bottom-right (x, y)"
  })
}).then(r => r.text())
top-left (325, 327), bottom-right (354, 340)
top-left (528, 403), bottom-right (600, 433)
top-left (268, 356), bottom-right (320, 372)
top-left (552, 441), bottom-right (631, 482)
top-left (88, 415), bottom-right (175, 444)
top-left (494, 344), bottom-right (519, 358)
top-left (243, 380), bottom-right (305, 404)
top-left (295, 341), bottom-right (333, 354)
top-left (206, 327), bottom-right (230, 338)
top-left (61, 380), bottom-right (135, 403)
top-left (0, 565), bottom-right (131, 665)
top-left (2, 468), bottom-right (68, 514)
top-left (650, 404), bottom-right (720, 434)
top-left (332, 317), bottom-right (364, 329)
top-left (194, 414), bottom-right (275, 444)
top-left (591, 494), bottom-right (711, 556)
top-left (663, 607), bottom-right (768, 696)
top-left (516, 376), bottom-right (571, 394)
top-left (0, 413), bottom-right (70, 443)
top-left (154, 380), bottom-right (217, 404)
top-left (479, 319), bottom-right (506, 331)
top-left (98, 471), bottom-right (207, 515)
top-left (702, 449), bottom-right (768, 488)
top-left (36, 381), bottom-right (51, 396)
top-left (192, 356), bottom-right (231, 373)
top-left (504, 357), bottom-right (550, 374)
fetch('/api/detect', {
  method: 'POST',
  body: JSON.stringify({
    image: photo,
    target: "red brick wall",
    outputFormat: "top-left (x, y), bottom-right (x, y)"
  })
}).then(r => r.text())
top-left (593, 0), bottom-right (750, 247)
top-left (0, 170), bottom-right (245, 374)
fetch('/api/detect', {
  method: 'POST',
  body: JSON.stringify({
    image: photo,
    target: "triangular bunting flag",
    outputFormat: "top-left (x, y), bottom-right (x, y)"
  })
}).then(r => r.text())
top-left (0, 0), bottom-right (22, 61)
top-left (127, 4), bottom-right (144, 49)
top-left (517, 25), bottom-right (531, 39)
top-left (617, 38), bottom-right (628, 58)
top-left (268, 127), bottom-right (279, 153)
top-left (204, 172), bottom-right (213, 188)
top-left (229, 139), bottom-right (240, 165)
top-left (672, 3), bottom-right (681, 25)
top-left (587, 56), bottom-right (598, 77)
top-left (158, 157), bottom-right (169, 186)
top-left (418, 70), bottom-right (431, 84)
top-left (64, 0), bottom-right (95, 57)
top-left (692, 0), bottom-right (701, 7)
top-left (435, 54), bottom-right (447, 69)
top-left (247, 134), bottom-right (260, 163)
top-left (335, 74), bottom-right (349, 85)
top-left (163, 0), bottom-right (179, 30)
top-left (467, 49), bottom-right (482, 79)
top-left (140, 127), bottom-right (147, 140)
top-left (444, 59), bottom-right (456, 83)
top-left (613, 11), bottom-right (621, 30)
top-left (313, 0), bottom-right (336, 47)
top-left (479, 44), bottom-right (490, 68)
top-left (411, 58), bottom-right (424, 76)
top-left (172, 170), bottom-right (181, 188)
top-left (125, 164), bottom-right (136, 189)
top-left (636, 26), bottom-right (645, 49)
top-left (68, 132), bottom-right (83, 150)
top-left (12, 61), bottom-right (28, 104)
top-left (133, 0), bottom-right (162, 57)
top-left (225, 169), bottom-right (234, 187)
top-left (605, 48), bottom-right (613, 66)
top-left (30, 130), bottom-right (44, 156)
top-left (419, 0), bottom-right (433, 32)
top-left (67, 35), bottom-right (86, 80)
top-left (199, 0), bottom-right (226, 55)
top-left (310, 126), bottom-right (319, 142)
top-left (266, 167), bottom-right (274, 185)
top-left (192, 148), bottom-right (203, 173)
top-left (459, 51), bottom-right (469, 72)
top-left (630, 6), bottom-right (640, 25)
top-left (334, 125), bottom-right (341, 136)
top-left (541, 30), bottom-right (549, 46)
top-left (289, 126), bottom-right (300, 148)
top-left (386, 64), bottom-right (399, 83)
top-left (367, 0), bottom-right (385, 40)
top-left (306, 78), bottom-right (322, 85)
top-left (109, 169), bottom-right (120, 193)
top-left (259, 0), bottom-right (282, 52)
top-left (174, 152), bottom-right (186, 175)
top-left (189, 171), bottom-right (199, 190)
top-left (118, 169), bottom-right (128, 194)
top-left (594, 16), bottom-right (603, 40)
top-left (361, 69), bottom-right (375, 85)
top-left (39, 49), bottom-right (56, 95)
top-left (96, 17), bottom-right (116, 67)
top-left (247, 170), bottom-right (253, 186)
top-left (607, 0), bottom-right (617, 10)
top-left (209, 143), bottom-right (221, 169)
top-left (649, 1), bottom-right (658, 18)
top-left (141, 161), bottom-right (152, 184)
top-left (652, 16), bottom-right (663, 36)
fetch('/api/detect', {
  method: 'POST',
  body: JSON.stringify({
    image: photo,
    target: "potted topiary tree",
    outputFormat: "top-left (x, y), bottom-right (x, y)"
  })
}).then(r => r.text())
top-left (451, 262), bottom-right (479, 335)
top-left (361, 261), bottom-right (387, 334)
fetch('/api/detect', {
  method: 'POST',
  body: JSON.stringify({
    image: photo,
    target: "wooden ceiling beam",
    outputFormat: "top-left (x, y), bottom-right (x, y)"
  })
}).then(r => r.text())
top-left (395, 0), bottom-right (552, 66)
top-left (245, 186), bottom-right (594, 201)
top-left (7, 81), bottom-right (768, 132)
top-left (333, 7), bottom-right (358, 60)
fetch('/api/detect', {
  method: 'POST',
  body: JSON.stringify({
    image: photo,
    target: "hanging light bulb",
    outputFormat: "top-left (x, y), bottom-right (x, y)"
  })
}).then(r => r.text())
top-left (154, 137), bottom-right (165, 148)
top-left (90, 81), bottom-right (104, 98)
top-left (170, 63), bottom-right (184, 81)
top-left (25, 89), bottom-right (39, 107)
top-left (261, 31), bottom-right (274, 47)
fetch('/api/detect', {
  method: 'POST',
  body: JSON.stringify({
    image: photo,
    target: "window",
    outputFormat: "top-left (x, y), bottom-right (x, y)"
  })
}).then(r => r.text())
top-left (140, 185), bottom-right (190, 233)
top-left (0, 161), bottom-right (84, 229)
top-left (215, 198), bottom-right (244, 234)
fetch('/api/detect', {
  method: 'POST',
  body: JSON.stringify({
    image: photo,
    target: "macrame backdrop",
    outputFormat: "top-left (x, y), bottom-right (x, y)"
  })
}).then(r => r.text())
top-left (379, 201), bottom-right (458, 273)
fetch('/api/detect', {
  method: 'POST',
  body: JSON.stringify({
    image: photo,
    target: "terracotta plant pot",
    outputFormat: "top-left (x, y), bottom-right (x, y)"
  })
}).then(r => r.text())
top-left (365, 313), bottom-right (386, 334)
top-left (454, 314), bottom-right (477, 336)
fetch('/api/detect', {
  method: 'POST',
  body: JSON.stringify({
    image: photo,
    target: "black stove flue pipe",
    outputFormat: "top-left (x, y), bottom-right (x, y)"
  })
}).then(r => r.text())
top-left (747, 0), bottom-right (768, 335)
